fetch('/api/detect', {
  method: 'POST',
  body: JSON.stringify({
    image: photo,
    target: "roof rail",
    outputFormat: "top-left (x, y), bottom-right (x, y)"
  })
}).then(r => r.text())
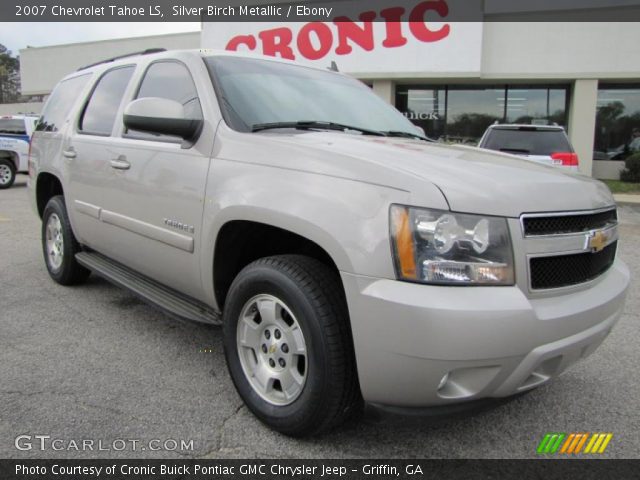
top-left (77, 48), bottom-right (167, 71)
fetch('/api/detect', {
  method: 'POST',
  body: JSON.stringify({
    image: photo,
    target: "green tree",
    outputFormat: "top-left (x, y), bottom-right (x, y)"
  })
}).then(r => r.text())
top-left (0, 44), bottom-right (21, 104)
top-left (447, 113), bottom-right (500, 143)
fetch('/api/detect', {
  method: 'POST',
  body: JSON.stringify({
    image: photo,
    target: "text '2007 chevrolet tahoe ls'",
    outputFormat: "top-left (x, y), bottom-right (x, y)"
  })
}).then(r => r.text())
top-left (29, 49), bottom-right (630, 437)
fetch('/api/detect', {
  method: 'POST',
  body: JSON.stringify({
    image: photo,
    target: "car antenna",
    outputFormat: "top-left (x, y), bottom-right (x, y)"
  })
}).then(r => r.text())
top-left (328, 61), bottom-right (339, 72)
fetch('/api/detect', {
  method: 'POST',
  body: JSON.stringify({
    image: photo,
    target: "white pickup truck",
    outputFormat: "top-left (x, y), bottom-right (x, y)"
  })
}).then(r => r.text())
top-left (0, 115), bottom-right (38, 189)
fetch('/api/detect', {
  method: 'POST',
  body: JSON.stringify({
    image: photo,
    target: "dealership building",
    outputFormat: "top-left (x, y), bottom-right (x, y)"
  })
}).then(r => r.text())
top-left (18, 3), bottom-right (640, 178)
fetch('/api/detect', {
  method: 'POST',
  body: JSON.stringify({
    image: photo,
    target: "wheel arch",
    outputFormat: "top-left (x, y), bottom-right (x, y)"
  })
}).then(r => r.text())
top-left (0, 150), bottom-right (19, 170)
top-left (35, 172), bottom-right (64, 219)
top-left (211, 212), bottom-right (352, 311)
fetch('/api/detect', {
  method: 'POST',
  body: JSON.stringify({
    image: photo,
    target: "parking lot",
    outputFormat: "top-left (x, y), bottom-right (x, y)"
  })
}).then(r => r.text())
top-left (1, 174), bottom-right (639, 459)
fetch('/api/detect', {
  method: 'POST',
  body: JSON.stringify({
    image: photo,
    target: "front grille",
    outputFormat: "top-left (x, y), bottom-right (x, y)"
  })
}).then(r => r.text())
top-left (530, 242), bottom-right (617, 290)
top-left (523, 209), bottom-right (617, 236)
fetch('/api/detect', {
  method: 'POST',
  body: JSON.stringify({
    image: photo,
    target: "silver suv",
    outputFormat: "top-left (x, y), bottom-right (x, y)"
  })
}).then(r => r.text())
top-left (29, 49), bottom-right (629, 436)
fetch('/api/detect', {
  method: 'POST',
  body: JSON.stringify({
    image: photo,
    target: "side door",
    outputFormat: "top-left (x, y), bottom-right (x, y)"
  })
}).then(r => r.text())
top-left (75, 59), bottom-right (215, 300)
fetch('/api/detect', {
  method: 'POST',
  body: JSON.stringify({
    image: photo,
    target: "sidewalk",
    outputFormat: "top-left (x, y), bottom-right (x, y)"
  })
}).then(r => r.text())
top-left (614, 194), bottom-right (640, 205)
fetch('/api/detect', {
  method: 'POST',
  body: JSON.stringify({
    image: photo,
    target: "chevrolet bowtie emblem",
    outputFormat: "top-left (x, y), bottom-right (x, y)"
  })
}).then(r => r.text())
top-left (588, 230), bottom-right (608, 253)
top-left (269, 344), bottom-right (277, 354)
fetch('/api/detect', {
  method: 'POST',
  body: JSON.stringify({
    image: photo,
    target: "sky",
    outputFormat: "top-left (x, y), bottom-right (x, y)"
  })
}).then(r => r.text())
top-left (0, 22), bottom-right (201, 55)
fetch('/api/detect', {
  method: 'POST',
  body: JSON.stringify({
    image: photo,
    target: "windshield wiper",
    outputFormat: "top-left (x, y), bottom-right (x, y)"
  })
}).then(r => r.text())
top-left (381, 130), bottom-right (433, 142)
top-left (251, 121), bottom-right (386, 137)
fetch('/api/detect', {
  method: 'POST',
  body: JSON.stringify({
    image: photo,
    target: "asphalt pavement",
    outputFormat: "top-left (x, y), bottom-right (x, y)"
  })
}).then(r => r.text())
top-left (1, 174), bottom-right (639, 459)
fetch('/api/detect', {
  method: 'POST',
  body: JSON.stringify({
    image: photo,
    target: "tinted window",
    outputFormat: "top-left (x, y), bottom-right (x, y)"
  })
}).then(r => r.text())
top-left (396, 88), bottom-right (446, 140)
top-left (446, 87), bottom-right (505, 144)
top-left (396, 85), bottom-right (569, 145)
top-left (483, 129), bottom-right (572, 156)
top-left (37, 74), bottom-right (91, 132)
top-left (0, 118), bottom-right (26, 135)
top-left (505, 88), bottom-right (568, 125)
top-left (80, 66), bottom-right (134, 135)
top-left (593, 84), bottom-right (640, 161)
top-left (128, 61), bottom-right (201, 141)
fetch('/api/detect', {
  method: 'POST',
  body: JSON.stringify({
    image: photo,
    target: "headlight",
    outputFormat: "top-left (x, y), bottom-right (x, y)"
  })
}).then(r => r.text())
top-left (390, 205), bottom-right (514, 285)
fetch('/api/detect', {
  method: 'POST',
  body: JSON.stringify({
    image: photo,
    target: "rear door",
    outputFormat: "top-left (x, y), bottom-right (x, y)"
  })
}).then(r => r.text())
top-left (66, 65), bottom-right (137, 253)
top-left (30, 73), bottom-right (93, 212)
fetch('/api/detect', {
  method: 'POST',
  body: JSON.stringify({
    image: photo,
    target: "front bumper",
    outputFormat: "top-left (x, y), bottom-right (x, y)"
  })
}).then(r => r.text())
top-left (341, 259), bottom-right (630, 407)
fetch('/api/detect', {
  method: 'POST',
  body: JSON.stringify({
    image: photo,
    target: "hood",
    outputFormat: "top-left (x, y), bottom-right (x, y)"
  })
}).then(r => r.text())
top-left (256, 132), bottom-right (614, 218)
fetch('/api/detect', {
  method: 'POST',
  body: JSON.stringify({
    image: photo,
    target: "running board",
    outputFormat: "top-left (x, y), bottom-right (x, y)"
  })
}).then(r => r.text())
top-left (75, 251), bottom-right (221, 325)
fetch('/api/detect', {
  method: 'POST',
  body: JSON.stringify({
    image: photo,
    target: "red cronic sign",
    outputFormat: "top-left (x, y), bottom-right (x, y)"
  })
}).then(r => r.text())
top-left (225, 0), bottom-right (451, 61)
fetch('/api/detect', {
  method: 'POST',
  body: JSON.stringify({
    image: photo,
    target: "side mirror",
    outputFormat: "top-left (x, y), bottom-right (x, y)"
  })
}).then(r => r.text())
top-left (414, 125), bottom-right (426, 137)
top-left (123, 97), bottom-right (202, 145)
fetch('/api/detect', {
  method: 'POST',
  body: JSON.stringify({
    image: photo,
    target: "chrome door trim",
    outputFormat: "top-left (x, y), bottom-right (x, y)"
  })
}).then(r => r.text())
top-left (100, 209), bottom-right (194, 253)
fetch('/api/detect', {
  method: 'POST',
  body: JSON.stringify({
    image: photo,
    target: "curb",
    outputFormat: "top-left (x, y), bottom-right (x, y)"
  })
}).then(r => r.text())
top-left (614, 194), bottom-right (640, 205)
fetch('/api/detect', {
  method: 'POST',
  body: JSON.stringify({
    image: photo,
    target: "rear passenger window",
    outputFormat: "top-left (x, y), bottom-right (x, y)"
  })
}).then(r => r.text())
top-left (80, 66), bottom-right (134, 136)
top-left (37, 74), bottom-right (91, 132)
top-left (127, 61), bottom-right (202, 142)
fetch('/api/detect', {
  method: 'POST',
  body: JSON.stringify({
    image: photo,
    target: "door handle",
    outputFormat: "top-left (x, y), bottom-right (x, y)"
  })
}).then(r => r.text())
top-left (62, 148), bottom-right (76, 159)
top-left (110, 156), bottom-right (130, 170)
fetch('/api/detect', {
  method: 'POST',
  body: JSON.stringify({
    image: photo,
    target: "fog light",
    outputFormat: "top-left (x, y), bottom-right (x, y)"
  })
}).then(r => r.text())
top-left (437, 372), bottom-right (449, 390)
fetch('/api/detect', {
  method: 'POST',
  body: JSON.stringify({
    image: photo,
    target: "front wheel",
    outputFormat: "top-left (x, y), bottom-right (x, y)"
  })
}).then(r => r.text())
top-left (41, 195), bottom-right (90, 285)
top-left (223, 255), bottom-right (361, 436)
top-left (0, 158), bottom-right (16, 189)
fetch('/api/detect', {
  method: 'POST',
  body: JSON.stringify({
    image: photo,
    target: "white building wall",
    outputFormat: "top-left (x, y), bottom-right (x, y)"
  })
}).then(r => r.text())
top-left (481, 23), bottom-right (640, 79)
top-left (568, 80), bottom-right (599, 176)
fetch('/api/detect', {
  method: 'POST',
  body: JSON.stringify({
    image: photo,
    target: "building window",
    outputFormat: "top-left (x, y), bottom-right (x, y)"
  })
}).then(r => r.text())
top-left (401, 87), bottom-right (446, 140)
top-left (396, 84), bottom-right (570, 145)
top-left (594, 84), bottom-right (640, 161)
top-left (446, 87), bottom-right (505, 144)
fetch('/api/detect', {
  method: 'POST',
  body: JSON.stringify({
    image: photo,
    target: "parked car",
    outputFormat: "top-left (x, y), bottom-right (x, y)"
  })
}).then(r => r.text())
top-left (0, 115), bottom-right (38, 188)
top-left (478, 124), bottom-right (579, 172)
top-left (29, 49), bottom-right (629, 437)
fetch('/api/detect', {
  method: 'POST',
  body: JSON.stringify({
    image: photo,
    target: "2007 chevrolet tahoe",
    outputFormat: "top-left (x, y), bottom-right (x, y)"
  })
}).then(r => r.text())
top-left (29, 49), bottom-right (630, 436)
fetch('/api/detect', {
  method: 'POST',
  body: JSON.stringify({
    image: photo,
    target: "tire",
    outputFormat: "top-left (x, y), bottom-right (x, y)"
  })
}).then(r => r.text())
top-left (41, 195), bottom-right (90, 285)
top-left (223, 255), bottom-right (361, 436)
top-left (0, 158), bottom-right (16, 189)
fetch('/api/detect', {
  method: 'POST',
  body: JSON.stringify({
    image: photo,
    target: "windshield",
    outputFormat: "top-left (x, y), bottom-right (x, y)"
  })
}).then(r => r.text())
top-left (483, 129), bottom-right (572, 156)
top-left (205, 56), bottom-right (418, 135)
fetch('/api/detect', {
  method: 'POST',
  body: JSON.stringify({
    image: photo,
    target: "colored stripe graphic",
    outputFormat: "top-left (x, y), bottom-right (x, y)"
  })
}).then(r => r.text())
top-left (537, 434), bottom-right (552, 454)
top-left (598, 434), bottom-right (613, 453)
top-left (574, 433), bottom-right (589, 453)
top-left (560, 433), bottom-right (575, 454)
top-left (539, 433), bottom-right (613, 455)
top-left (537, 433), bottom-right (565, 454)
top-left (584, 433), bottom-right (614, 454)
